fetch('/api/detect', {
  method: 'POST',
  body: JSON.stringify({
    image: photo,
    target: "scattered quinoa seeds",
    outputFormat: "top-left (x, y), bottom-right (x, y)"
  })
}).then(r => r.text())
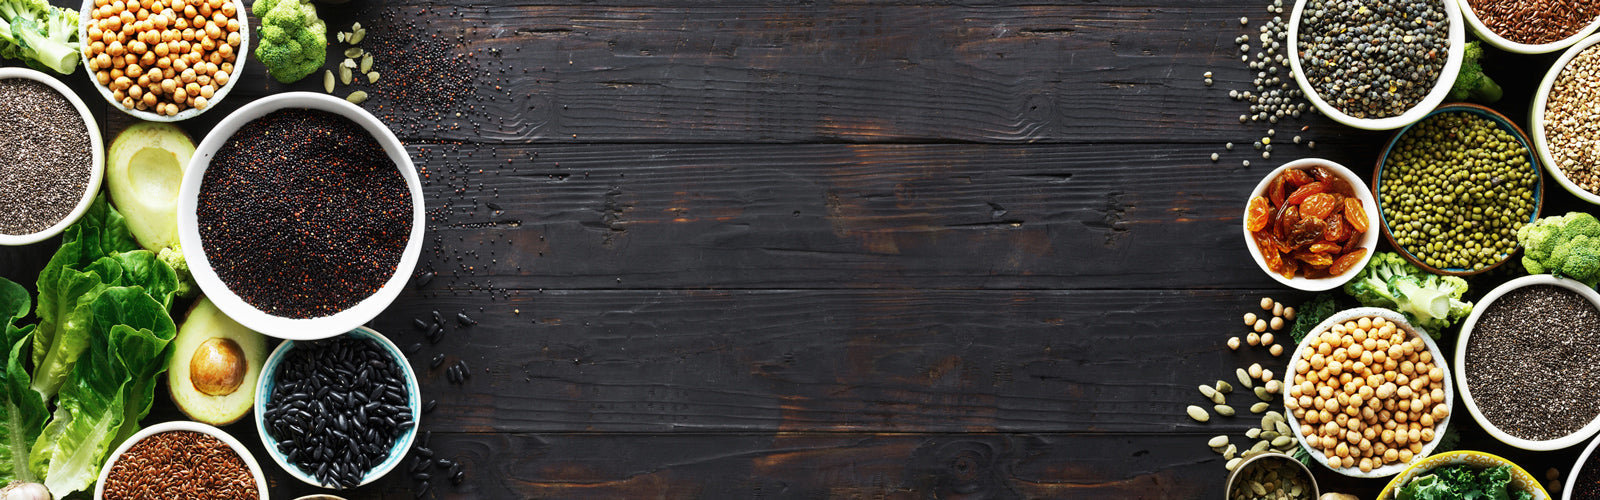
top-left (197, 108), bottom-right (412, 318)
top-left (102, 430), bottom-right (258, 500)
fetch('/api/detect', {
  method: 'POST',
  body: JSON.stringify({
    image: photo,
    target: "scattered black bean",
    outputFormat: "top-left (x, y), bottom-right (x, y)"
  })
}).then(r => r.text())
top-left (415, 446), bottom-right (434, 458)
top-left (430, 353), bottom-right (446, 368)
top-left (437, 459), bottom-right (455, 470)
top-left (405, 342), bottom-right (422, 354)
top-left (413, 458), bottom-right (433, 472)
top-left (451, 470), bottom-right (465, 485)
top-left (456, 312), bottom-right (474, 326)
top-left (414, 472), bottom-right (432, 482)
top-left (413, 318), bottom-right (429, 331)
top-left (423, 399), bottom-right (437, 414)
top-left (414, 270), bottom-right (435, 289)
top-left (414, 481), bottom-right (430, 498)
top-left (264, 336), bottom-right (413, 488)
top-left (431, 310), bottom-right (443, 324)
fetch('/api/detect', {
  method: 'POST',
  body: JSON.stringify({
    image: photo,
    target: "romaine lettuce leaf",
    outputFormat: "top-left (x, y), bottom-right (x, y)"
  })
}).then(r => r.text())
top-left (0, 278), bottom-right (44, 485)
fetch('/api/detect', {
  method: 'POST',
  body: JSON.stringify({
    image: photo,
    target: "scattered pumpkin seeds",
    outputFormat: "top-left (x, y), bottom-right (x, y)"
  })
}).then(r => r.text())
top-left (1216, 404), bottom-right (1236, 417)
top-left (1188, 405), bottom-right (1210, 422)
top-left (340, 65), bottom-right (353, 85)
top-left (1237, 368), bottom-right (1254, 389)
top-left (1271, 436), bottom-right (1293, 448)
top-left (1227, 457), bottom-right (1243, 471)
top-left (344, 47), bottom-right (365, 59)
top-left (1246, 428), bottom-right (1261, 439)
top-left (1209, 436), bottom-right (1230, 448)
top-left (366, 71), bottom-right (380, 83)
top-left (360, 54), bottom-right (374, 73)
top-left (1217, 381), bottom-right (1234, 394)
top-left (346, 91), bottom-right (369, 104)
top-left (343, 58), bottom-right (357, 69)
top-left (350, 28), bottom-right (366, 45)
top-left (1254, 386), bottom-right (1274, 402)
top-left (1224, 444), bottom-right (1237, 460)
top-left (1201, 385), bottom-right (1218, 399)
top-left (1251, 402), bottom-right (1269, 413)
top-left (1249, 440), bottom-right (1270, 453)
top-left (323, 70), bottom-right (335, 93)
top-left (337, 31), bottom-right (348, 43)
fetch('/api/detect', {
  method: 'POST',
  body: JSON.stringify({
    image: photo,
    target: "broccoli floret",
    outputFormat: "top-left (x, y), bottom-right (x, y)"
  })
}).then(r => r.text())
top-left (1343, 251), bottom-right (1414, 308)
top-left (253, 0), bottom-right (325, 84)
top-left (0, 0), bottom-right (81, 75)
top-left (1386, 273), bottom-right (1472, 334)
top-left (1519, 212), bottom-right (1600, 286)
top-left (1560, 238), bottom-right (1600, 288)
top-left (1449, 40), bottom-right (1503, 104)
top-left (157, 246), bottom-right (196, 299)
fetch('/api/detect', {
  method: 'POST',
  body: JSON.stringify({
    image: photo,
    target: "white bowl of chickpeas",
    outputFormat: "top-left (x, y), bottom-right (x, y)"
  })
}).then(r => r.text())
top-left (80, 0), bottom-right (248, 121)
top-left (1282, 307), bottom-right (1454, 479)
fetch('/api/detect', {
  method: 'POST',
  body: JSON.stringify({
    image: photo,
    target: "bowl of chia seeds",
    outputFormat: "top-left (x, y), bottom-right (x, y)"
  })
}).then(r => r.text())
top-left (1455, 274), bottom-right (1600, 451)
top-left (1288, 0), bottom-right (1465, 131)
top-left (0, 67), bottom-right (105, 246)
top-left (1531, 33), bottom-right (1600, 206)
top-left (1373, 103), bottom-right (1543, 275)
top-left (94, 420), bottom-right (269, 499)
top-left (1458, 0), bottom-right (1600, 55)
top-left (254, 327), bottom-right (421, 488)
top-left (177, 92), bottom-right (425, 340)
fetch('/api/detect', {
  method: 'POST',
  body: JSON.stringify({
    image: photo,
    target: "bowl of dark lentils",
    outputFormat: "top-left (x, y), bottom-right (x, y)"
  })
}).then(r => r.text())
top-left (1532, 33), bottom-right (1600, 206)
top-left (0, 67), bottom-right (105, 246)
top-left (1453, 275), bottom-right (1600, 451)
top-left (1459, 0), bottom-right (1600, 54)
top-left (176, 92), bottom-right (425, 340)
top-left (1287, 0), bottom-right (1465, 130)
top-left (1567, 431), bottom-right (1600, 499)
top-left (255, 327), bottom-right (421, 488)
top-left (1373, 103), bottom-right (1542, 275)
top-left (93, 420), bottom-right (269, 499)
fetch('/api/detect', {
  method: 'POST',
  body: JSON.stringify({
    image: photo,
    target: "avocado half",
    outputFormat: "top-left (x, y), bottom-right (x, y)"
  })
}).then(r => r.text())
top-left (169, 296), bottom-right (268, 426)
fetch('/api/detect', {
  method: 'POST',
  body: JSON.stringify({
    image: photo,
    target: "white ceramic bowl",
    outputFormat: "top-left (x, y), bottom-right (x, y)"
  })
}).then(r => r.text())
top-left (1288, 0), bottom-right (1465, 130)
top-left (1567, 436), bottom-right (1600, 499)
top-left (1530, 33), bottom-right (1600, 205)
top-left (1284, 307), bottom-right (1454, 478)
top-left (93, 420), bottom-right (269, 499)
top-left (1458, 0), bottom-right (1600, 55)
top-left (254, 327), bottom-right (421, 488)
top-left (177, 92), bottom-right (425, 340)
top-left (1454, 275), bottom-right (1600, 451)
top-left (0, 67), bottom-right (105, 246)
top-left (1241, 158), bottom-right (1380, 291)
top-left (79, 0), bottom-right (250, 122)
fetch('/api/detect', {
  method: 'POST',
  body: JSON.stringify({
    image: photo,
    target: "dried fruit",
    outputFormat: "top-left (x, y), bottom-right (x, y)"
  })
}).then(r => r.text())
top-left (1247, 196), bottom-right (1272, 232)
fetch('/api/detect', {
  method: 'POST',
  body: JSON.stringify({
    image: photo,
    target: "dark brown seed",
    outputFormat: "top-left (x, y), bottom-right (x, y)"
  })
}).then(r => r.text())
top-left (430, 353), bottom-right (445, 368)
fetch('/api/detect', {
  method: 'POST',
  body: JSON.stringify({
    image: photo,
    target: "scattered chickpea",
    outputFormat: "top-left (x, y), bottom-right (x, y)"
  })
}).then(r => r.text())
top-left (1284, 307), bottom-right (1296, 321)
top-left (1261, 297), bottom-right (1274, 310)
top-left (1228, 337), bottom-right (1242, 350)
top-left (1261, 369), bottom-right (1273, 382)
top-left (1269, 344), bottom-right (1284, 356)
top-left (1248, 363), bottom-right (1263, 379)
top-left (1273, 302), bottom-right (1284, 317)
top-left (1247, 332), bottom-right (1261, 346)
top-left (1253, 319), bottom-right (1268, 333)
top-left (1260, 332), bottom-right (1274, 346)
top-left (1244, 313), bottom-right (1258, 327)
top-left (1269, 316), bottom-right (1284, 330)
top-left (84, 0), bottom-right (240, 115)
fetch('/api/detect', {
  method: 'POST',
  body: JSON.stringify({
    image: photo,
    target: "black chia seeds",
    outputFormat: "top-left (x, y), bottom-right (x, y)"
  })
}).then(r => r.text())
top-left (1465, 284), bottom-right (1600, 441)
top-left (262, 336), bottom-right (414, 489)
top-left (198, 109), bottom-right (412, 319)
top-left (1297, 0), bottom-right (1450, 119)
top-left (0, 78), bottom-right (92, 235)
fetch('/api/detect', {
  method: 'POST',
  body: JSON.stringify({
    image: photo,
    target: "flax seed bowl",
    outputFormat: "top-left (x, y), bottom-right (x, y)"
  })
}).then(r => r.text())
top-left (1458, 0), bottom-right (1600, 55)
top-left (1454, 275), bottom-right (1600, 451)
top-left (94, 420), bottom-right (268, 500)
top-left (1531, 33), bottom-right (1600, 205)
top-left (80, 0), bottom-right (251, 122)
top-left (0, 67), bottom-right (105, 246)
top-left (177, 92), bottom-right (425, 340)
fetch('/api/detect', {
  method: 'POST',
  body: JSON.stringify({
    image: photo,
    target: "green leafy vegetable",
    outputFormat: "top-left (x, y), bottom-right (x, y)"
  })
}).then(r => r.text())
top-left (0, 278), bottom-right (44, 486)
top-left (1519, 212), bottom-right (1600, 287)
top-left (1341, 252), bottom-right (1472, 337)
top-left (1289, 294), bottom-right (1339, 343)
top-left (254, 0), bottom-right (327, 84)
top-left (31, 286), bottom-right (175, 499)
top-left (1448, 40), bottom-right (1503, 104)
top-left (1396, 464), bottom-right (1533, 500)
top-left (0, 0), bottom-right (82, 75)
top-left (32, 195), bottom-right (179, 399)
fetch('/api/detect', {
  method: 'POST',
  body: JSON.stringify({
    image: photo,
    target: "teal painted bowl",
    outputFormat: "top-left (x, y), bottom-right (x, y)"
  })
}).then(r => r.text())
top-left (254, 327), bottom-right (421, 488)
top-left (1372, 103), bottom-right (1545, 276)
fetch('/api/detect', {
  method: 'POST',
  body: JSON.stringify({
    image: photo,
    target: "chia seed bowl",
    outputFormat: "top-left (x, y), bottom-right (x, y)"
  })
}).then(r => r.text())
top-left (177, 92), bottom-right (425, 340)
top-left (0, 67), bottom-right (105, 246)
top-left (1454, 274), bottom-right (1600, 451)
top-left (1530, 33), bottom-right (1600, 206)
top-left (1283, 307), bottom-right (1454, 479)
top-left (1287, 0), bottom-right (1466, 131)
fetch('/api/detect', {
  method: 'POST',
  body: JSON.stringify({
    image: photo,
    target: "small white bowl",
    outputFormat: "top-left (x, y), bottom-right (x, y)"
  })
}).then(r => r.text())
top-left (1454, 275), bottom-right (1600, 451)
top-left (254, 327), bottom-right (421, 489)
top-left (177, 92), bottom-right (425, 340)
top-left (1241, 158), bottom-right (1380, 291)
top-left (1458, 0), bottom-right (1600, 55)
top-left (1284, 307), bottom-right (1454, 478)
top-left (1288, 0), bottom-right (1465, 130)
top-left (93, 420), bottom-right (269, 499)
top-left (0, 67), bottom-right (105, 246)
top-left (1530, 33), bottom-right (1600, 205)
top-left (79, 0), bottom-right (250, 122)
top-left (1565, 435), bottom-right (1600, 499)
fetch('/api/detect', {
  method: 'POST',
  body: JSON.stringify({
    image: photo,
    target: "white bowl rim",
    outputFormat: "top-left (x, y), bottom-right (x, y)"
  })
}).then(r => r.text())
top-left (1453, 274), bottom-right (1600, 451)
top-left (177, 92), bottom-right (426, 340)
top-left (253, 327), bottom-right (422, 489)
top-left (1530, 32), bottom-right (1600, 206)
top-left (1283, 307), bottom-right (1454, 478)
top-left (1288, 0), bottom-right (1466, 131)
top-left (79, 0), bottom-right (251, 122)
top-left (93, 420), bottom-right (271, 499)
top-left (0, 67), bottom-right (106, 246)
top-left (1385, 450), bottom-right (1552, 500)
top-left (1241, 158), bottom-right (1381, 291)
top-left (1457, 0), bottom-right (1600, 55)
top-left (1565, 434), bottom-right (1600, 500)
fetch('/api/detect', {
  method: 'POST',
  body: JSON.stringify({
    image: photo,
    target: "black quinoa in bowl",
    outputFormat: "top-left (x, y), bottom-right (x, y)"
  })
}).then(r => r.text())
top-left (1296, 0), bottom-right (1451, 119)
top-left (196, 109), bottom-right (412, 319)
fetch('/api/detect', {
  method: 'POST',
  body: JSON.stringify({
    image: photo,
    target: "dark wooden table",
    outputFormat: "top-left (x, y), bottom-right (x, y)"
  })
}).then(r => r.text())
top-left (4, 0), bottom-right (1594, 498)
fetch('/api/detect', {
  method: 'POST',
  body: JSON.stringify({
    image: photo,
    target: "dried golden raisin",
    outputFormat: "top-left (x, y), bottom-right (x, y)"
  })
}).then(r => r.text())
top-left (1285, 182), bottom-right (1326, 206)
top-left (1300, 193), bottom-right (1338, 219)
top-left (1329, 248), bottom-right (1367, 276)
top-left (1324, 214), bottom-right (1350, 242)
top-left (1246, 196), bottom-right (1272, 232)
top-left (1344, 198), bottom-right (1369, 233)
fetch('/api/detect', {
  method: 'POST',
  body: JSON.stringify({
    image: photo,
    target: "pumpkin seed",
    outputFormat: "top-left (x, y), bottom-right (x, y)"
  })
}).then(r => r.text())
top-left (1187, 405), bottom-right (1209, 422)
top-left (1271, 436), bottom-right (1293, 448)
top-left (352, 22), bottom-right (362, 31)
top-left (1237, 368), bottom-right (1254, 389)
top-left (350, 28), bottom-right (367, 45)
top-left (1200, 385), bottom-right (1217, 399)
top-left (345, 47), bottom-right (365, 58)
top-left (1208, 436), bottom-right (1229, 448)
top-left (1255, 386), bottom-right (1274, 401)
top-left (366, 71), bottom-right (380, 83)
top-left (346, 91), bottom-right (369, 104)
top-left (1275, 421), bottom-right (1291, 436)
top-left (1211, 392), bottom-right (1227, 405)
top-left (323, 70), bottom-right (335, 93)
top-left (337, 31), bottom-right (348, 43)
top-left (1251, 402), bottom-right (1269, 413)
top-left (340, 65), bottom-right (353, 85)
top-left (1246, 428), bottom-right (1261, 439)
top-left (1215, 404), bottom-right (1235, 417)
top-left (1252, 481), bottom-right (1267, 495)
top-left (1226, 458), bottom-right (1242, 471)
top-left (1216, 381), bottom-right (1234, 394)
top-left (361, 54), bottom-right (374, 73)
top-left (1223, 444), bottom-right (1236, 460)
top-left (343, 58), bottom-right (357, 69)
top-left (1260, 430), bottom-right (1278, 441)
top-left (1250, 440), bottom-right (1270, 453)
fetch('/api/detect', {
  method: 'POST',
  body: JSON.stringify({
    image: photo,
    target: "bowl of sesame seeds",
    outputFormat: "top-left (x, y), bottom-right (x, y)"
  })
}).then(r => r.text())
top-left (94, 420), bottom-right (268, 500)
top-left (0, 67), bottom-right (105, 246)
top-left (1458, 0), bottom-right (1600, 55)
top-left (1287, 0), bottom-right (1466, 131)
top-left (177, 92), bottom-right (425, 340)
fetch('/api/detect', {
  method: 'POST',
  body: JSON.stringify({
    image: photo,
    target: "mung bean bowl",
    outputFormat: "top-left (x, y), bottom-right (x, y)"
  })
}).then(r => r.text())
top-left (1373, 103), bottom-right (1543, 276)
top-left (1532, 32), bottom-right (1600, 205)
top-left (1458, 0), bottom-right (1600, 55)
top-left (1283, 307), bottom-right (1454, 479)
top-left (1288, 0), bottom-right (1465, 130)
top-left (1454, 275), bottom-right (1600, 451)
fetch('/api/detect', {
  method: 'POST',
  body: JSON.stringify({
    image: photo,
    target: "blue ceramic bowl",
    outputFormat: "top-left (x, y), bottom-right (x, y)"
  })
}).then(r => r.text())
top-left (254, 327), bottom-right (421, 488)
top-left (1372, 103), bottom-right (1545, 276)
